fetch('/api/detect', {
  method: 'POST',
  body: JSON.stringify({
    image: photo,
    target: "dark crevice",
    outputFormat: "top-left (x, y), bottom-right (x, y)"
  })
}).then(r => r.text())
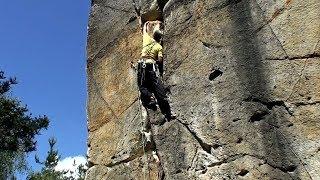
top-left (175, 169), bottom-right (182, 174)
top-left (127, 16), bottom-right (137, 24)
top-left (286, 165), bottom-right (297, 172)
top-left (105, 149), bottom-right (145, 168)
top-left (293, 101), bottom-right (320, 107)
top-left (236, 137), bottom-right (243, 144)
top-left (209, 68), bottom-right (223, 81)
top-left (265, 162), bottom-right (298, 174)
top-left (249, 110), bottom-right (269, 122)
top-left (176, 120), bottom-right (212, 154)
top-left (207, 154), bottom-right (246, 168)
top-left (232, 118), bottom-right (241, 122)
top-left (201, 40), bottom-right (224, 49)
top-left (88, 160), bottom-right (97, 168)
top-left (237, 169), bottom-right (249, 176)
top-left (244, 97), bottom-right (293, 116)
top-left (208, 153), bottom-right (299, 175)
top-left (266, 53), bottom-right (320, 61)
top-left (289, 53), bottom-right (320, 60)
top-left (287, 122), bottom-right (294, 127)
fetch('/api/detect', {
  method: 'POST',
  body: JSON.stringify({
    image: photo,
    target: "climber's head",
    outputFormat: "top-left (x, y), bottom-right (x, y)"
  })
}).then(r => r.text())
top-left (153, 30), bottom-right (163, 43)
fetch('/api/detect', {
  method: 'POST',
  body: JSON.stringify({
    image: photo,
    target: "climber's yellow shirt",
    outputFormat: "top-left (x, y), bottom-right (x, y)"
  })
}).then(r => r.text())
top-left (141, 33), bottom-right (163, 60)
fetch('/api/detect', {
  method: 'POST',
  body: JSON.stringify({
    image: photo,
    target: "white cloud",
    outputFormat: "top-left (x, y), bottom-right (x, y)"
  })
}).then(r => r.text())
top-left (55, 155), bottom-right (87, 178)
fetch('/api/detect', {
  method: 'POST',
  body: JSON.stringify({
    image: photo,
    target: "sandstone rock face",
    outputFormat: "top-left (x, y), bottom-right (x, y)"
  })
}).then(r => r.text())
top-left (86, 0), bottom-right (320, 179)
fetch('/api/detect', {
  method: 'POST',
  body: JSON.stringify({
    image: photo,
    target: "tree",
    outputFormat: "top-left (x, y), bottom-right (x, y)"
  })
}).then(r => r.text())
top-left (0, 71), bottom-right (49, 179)
top-left (28, 138), bottom-right (67, 180)
top-left (28, 138), bottom-right (87, 180)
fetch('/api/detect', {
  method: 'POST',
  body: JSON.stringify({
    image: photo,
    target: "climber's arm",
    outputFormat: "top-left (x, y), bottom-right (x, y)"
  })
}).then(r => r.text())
top-left (139, 17), bottom-right (143, 32)
top-left (142, 21), bottom-right (149, 35)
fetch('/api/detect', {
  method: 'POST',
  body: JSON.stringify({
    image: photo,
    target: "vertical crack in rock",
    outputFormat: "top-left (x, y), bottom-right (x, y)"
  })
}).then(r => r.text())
top-left (253, 0), bottom-right (290, 59)
top-left (176, 119), bottom-right (212, 153)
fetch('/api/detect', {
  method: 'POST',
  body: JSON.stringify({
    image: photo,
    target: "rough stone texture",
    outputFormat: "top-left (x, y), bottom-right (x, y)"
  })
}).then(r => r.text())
top-left (86, 0), bottom-right (320, 179)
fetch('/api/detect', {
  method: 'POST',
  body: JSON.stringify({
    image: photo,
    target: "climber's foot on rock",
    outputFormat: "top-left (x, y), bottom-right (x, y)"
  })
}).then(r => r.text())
top-left (147, 97), bottom-right (157, 111)
top-left (165, 113), bottom-right (176, 122)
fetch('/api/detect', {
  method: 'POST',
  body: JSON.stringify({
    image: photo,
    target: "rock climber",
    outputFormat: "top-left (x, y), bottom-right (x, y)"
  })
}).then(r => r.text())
top-left (136, 18), bottom-right (176, 121)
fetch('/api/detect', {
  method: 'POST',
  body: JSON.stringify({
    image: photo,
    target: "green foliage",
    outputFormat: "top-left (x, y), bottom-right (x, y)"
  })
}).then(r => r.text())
top-left (0, 150), bottom-right (28, 179)
top-left (28, 138), bottom-right (87, 180)
top-left (76, 164), bottom-right (87, 180)
top-left (0, 71), bottom-right (49, 179)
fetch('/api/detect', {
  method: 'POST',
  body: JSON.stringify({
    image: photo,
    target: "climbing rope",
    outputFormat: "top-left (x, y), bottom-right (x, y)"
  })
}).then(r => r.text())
top-left (136, 61), bottom-right (149, 180)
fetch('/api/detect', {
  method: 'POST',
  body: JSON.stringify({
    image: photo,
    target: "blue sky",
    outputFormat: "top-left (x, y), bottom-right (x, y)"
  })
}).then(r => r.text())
top-left (0, 0), bottom-right (91, 175)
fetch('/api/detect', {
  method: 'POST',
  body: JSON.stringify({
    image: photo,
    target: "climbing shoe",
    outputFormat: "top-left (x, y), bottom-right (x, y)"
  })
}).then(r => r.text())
top-left (147, 97), bottom-right (157, 111)
top-left (165, 113), bottom-right (176, 121)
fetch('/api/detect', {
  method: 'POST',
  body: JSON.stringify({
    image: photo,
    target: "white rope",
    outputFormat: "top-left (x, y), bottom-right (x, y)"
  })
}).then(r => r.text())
top-left (137, 63), bottom-right (148, 180)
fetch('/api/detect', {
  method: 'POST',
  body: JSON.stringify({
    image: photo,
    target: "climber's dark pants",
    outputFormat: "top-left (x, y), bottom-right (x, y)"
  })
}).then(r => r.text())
top-left (137, 62), bottom-right (172, 118)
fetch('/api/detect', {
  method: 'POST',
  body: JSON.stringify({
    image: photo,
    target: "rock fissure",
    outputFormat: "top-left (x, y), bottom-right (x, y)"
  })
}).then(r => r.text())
top-left (293, 101), bottom-right (320, 107)
top-left (176, 119), bottom-right (212, 154)
top-left (91, 75), bottom-right (120, 119)
top-left (187, 147), bottom-right (198, 171)
top-left (211, 153), bottom-right (299, 175)
top-left (244, 97), bottom-right (293, 116)
top-left (118, 97), bottom-right (139, 116)
top-left (200, 41), bottom-right (224, 49)
top-left (105, 147), bottom-right (150, 168)
top-left (266, 53), bottom-right (320, 61)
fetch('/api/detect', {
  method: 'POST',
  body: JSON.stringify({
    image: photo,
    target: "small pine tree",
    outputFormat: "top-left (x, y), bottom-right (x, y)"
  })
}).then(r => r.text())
top-left (28, 138), bottom-right (69, 180)
top-left (28, 138), bottom-right (88, 180)
top-left (0, 71), bottom-right (49, 179)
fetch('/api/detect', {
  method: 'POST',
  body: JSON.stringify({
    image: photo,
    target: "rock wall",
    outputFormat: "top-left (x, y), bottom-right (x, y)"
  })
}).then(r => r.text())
top-left (86, 0), bottom-right (320, 179)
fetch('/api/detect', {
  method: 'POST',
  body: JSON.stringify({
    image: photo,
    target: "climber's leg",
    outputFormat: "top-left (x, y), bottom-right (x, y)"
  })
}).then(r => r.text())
top-left (137, 63), bottom-right (154, 108)
top-left (150, 72), bottom-right (176, 120)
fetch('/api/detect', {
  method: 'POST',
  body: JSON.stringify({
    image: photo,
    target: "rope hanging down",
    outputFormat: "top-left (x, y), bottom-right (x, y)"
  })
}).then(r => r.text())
top-left (137, 62), bottom-right (149, 180)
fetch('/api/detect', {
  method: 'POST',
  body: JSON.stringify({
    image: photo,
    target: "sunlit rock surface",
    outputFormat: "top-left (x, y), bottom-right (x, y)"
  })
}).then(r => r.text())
top-left (86, 0), bottom-right (320, 179)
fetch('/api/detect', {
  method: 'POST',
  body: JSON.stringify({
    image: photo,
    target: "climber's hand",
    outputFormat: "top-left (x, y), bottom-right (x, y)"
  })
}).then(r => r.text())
top-left (158, 56), bottom-right (163, 63)
top-left (130, 61), bottom-right (137, 70)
